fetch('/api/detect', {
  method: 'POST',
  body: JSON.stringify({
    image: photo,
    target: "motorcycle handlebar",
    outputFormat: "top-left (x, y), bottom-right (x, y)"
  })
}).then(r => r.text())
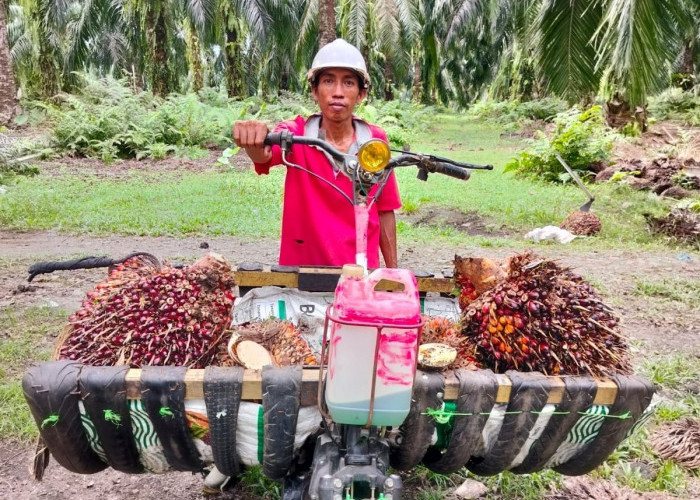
top-left (263, 131), bottom-right (491, 180)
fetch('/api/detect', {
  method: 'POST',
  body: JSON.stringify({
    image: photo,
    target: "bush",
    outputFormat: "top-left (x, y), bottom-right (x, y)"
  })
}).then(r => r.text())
top-left (648, 88), bottom-right (699, 121)
top-left (49, 76), bottom-right (232, 162)
top-left (356, 100), bottom-right (436, 147)
top-left (465, 98), bottom-right (568, 124)
top-left (504, 106), bottom-right (616, 182)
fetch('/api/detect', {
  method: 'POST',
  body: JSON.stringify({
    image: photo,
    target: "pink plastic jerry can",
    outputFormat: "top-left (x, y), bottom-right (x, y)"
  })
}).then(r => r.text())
top-left (324, 265), bottom-right (423, 427)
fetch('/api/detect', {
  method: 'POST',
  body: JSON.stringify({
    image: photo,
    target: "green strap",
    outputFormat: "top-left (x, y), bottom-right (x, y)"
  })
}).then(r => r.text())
top-left (41, 414), bottom-right (59, 428)
top-left (257, 404), bottom-right (264, 464)
top-left (278, 300), bottom-right (287, 320)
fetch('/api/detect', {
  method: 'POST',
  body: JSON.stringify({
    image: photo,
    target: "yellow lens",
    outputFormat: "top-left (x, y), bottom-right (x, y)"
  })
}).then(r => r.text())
top-left (358, 139), bottom-right (390, 173)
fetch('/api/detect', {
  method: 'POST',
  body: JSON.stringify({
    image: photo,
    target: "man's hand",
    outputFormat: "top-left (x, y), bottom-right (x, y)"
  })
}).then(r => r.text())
top-left (233, 120), bottom-right (273, 164)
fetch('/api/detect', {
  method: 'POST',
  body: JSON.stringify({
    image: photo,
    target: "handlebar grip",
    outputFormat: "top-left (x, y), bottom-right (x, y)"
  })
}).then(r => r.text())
top-left (264, 132), bottom-right (283, 146)
top-left (433, 162), bottom-right (471, 180)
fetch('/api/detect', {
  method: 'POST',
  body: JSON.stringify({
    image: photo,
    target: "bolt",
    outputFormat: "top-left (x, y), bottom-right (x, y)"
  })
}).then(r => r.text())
top-left (384, 478), bottom-right (394, 489)
top-left (333, 478), bottom-right (343, 489)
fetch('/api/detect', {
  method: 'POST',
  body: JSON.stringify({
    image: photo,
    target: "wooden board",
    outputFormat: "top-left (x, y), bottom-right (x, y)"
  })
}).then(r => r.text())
top-left (234, 267), bottom-right (454, 294)
top-left (124, 368), bottom-right (618, 407)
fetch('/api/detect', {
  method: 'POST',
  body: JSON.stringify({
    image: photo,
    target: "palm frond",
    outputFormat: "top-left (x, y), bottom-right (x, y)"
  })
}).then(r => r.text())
top-left (595, 0), bottom-right (686, 106)
top-left (537, 0), bottom-right (602, 103)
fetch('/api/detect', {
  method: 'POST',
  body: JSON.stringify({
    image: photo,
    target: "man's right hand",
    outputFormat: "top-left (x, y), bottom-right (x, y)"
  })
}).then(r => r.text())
top-left (233, 120), bottom-right (273, 164)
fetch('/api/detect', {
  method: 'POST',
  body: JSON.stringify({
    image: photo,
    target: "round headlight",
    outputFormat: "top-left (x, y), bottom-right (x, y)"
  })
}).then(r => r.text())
top-left (357, 139), bottom-right (390, 173)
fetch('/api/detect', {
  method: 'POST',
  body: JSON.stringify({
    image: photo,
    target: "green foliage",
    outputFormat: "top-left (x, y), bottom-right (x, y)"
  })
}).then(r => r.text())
top-left (465, 98), bottom-right (569, 124)
top-left (238, 465), bottom-right (281, 499)
top-left (0, 162), bottom-right (40, 186)
top-left (476, 470), bottom-right (563, 499)
top-left (633, 277), bottom-right (700, 306)
top-left (0, 306), bottom-right (63, 442)
top-left (504, 106), bottom-right (616, 182)
top-left (356, 100), bottom-right (437, 148)
top-left (648, 88), bottom-right (700, 122)
top-left (48, 76), bottom-right (232, 161)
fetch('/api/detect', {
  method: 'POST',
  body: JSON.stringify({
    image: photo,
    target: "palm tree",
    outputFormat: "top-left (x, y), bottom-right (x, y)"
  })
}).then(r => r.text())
top-left (0, 0), bottom-right (19, 124)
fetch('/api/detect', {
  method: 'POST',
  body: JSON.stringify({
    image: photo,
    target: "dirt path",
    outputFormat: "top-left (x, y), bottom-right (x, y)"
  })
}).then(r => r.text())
top-left (2, 229), bottom-right (699, 354)
top-left (1, 229), bottom-right (699, 499)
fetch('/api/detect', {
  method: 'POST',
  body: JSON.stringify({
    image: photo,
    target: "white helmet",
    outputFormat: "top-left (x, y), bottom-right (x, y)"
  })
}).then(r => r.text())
top-left (307, 38), bottom-right (370, 89)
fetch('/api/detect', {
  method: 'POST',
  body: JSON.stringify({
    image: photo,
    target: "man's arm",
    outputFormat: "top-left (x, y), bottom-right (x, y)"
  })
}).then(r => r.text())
top-left (378, 210), bottom-right (398, 268)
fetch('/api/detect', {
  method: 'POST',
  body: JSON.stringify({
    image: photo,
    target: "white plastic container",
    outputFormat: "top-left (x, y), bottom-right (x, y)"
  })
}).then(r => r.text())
top-left (325, 265), bottom-right (422, 426)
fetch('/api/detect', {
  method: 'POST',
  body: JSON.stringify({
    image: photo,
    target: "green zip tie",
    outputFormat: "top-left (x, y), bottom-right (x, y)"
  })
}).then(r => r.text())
top-left (104, 409), bottom-right (122, 426)
top-left (159, 406), bottom-right (174, 418)
top-left (423, 408), bottom-right (634, 420)
top-left (41, 414), bottom-right (59, 429)
top-left (425, 407), bottom-right (456, 424)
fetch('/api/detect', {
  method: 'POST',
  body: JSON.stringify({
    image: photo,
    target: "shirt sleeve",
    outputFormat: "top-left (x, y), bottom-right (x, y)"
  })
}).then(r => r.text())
top-left (253, 117), bottom-right (305, 175)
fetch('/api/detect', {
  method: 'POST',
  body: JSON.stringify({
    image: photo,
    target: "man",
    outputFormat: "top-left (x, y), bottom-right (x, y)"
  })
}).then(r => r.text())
top-left (233, 39), bottom-right (401, 268)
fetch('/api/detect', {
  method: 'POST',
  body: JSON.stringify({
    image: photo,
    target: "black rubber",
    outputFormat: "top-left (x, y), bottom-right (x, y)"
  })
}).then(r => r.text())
top-left (511, 375), bottom-right (597, 474)
top-left (203, 366), bottom-right (244, 478)
top-left (79, 365), bottom-right (144, 473)
top-left (467, 371), bottom-right (551, 476)
top-left (423, 369), bottom-right (499, 474)
top-left (389, 370), bottom-right (445, 471)
top-left (554, 374), bottom-right (655, 476)
top-left (27, 252), bottom-right (160, 281)
top-left (22, 360), bottom-right (107, 474)
top-left (262, 365), bottom-right (303, 480)
top-left (140, 366), bottom-right (204, 472)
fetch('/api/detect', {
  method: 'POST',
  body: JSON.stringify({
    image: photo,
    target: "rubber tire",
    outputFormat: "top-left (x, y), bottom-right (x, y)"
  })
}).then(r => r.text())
top-left (389, 370), bottom-right (445, 471)
top-left (79, 365), bottom-right (144, 473)
top-left (203, 365), bottom-right (244, 478)
top-left (554, 374), bottom-right (655, 476)
top-left (423, 369), bottom-right (498, 474)
top-left (140, 366), bottom-right (204, 472)
top-left (510, 375), bottom-right (597, 474)
top-left (262, 365), bottom-right (302, 480)
top-left (22, 360), bottom-right (107, 474)
top-left (467, 371), bottom-right (551, 476)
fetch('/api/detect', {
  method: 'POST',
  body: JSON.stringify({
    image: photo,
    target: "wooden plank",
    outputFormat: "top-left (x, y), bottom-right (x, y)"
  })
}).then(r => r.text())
top-left (124, 368), bottom-right (617, 406)
top-left (234, 269), bottom-right (298, 288)
top-left (234, 268), bottom-right (454, 294)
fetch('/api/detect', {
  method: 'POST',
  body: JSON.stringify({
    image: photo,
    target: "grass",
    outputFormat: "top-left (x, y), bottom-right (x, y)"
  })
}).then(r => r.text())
top-left (0, 306), bottom-right (65, 442)
top-left (1, 113), bottom-right (694, 256)
top-left (633, 276), bottom-right (700, 306)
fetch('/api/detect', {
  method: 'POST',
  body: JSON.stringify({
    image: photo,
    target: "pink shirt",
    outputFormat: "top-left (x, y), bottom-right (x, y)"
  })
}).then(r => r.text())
top-left (254, 115), bottom-right (402, 267)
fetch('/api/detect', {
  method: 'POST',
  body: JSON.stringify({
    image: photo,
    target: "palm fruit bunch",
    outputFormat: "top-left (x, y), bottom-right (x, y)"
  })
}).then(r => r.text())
top-left (59, 253), bottom-right (236, 368)
top-left (560, 210), bottom-right (602, 236)
top-left (420, 316), bottom-right (479, 370)
top-left (223, 319), bottom-right (319, 367)
top-left (458, 252), bottom-right (631, 377)
top-left (453, 256), bottom-right (505, 309)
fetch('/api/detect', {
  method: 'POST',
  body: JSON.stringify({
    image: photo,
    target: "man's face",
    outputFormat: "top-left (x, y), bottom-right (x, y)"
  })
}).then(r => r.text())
top-left (311, 68), bottom-right (367, 124)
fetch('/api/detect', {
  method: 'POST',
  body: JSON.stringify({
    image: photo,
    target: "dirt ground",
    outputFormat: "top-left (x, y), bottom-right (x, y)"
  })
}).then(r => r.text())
top-left (1, 229), bottom-right (699, 499)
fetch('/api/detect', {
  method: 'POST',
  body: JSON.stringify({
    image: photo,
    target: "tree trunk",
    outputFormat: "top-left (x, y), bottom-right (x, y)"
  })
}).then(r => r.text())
top-left (147, 7), bottom-right (175, 97)
top-left (412, 59), bottom-right (421, 102)
top-left (225, 25), bottom-right (244, 98)
top-left (605, 92), bottom-right (647, 132)
top-left (187, 23), bottom-right (203, 93)
top-left (682, 39), bottom-right (694, 76)
top-left (38, 36), bottom-right (59, 99)
top-left (318, 0), bottom-right (336, 47)
top-left (0, 0), bottom-right (19, 125)
top-left (680, 39), bottom-right (695, 90)
top-left (383, 54), bottom-right (394, 101)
